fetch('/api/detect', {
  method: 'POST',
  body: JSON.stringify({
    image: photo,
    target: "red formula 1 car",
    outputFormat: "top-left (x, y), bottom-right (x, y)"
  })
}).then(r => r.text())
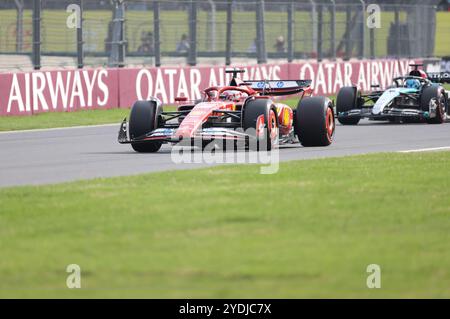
top-left (118, 69), bottom-right (335, 152)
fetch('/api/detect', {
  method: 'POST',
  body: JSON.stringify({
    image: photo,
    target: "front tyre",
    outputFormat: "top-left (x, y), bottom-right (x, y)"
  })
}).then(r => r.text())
top-left (336, 86), bottom-right (360, 125)
top-left (129, 100), bottom-right (162, 153)
top-left (295, 96), bottom-right (335, 147)
top-left (421, 86), bottom-right (445, 124)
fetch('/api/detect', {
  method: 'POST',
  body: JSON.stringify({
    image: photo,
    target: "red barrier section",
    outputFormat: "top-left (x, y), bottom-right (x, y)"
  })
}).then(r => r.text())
top-left (0, 72), bottom-right (32, 116)
top-left (0, 59), bottom-right (418, 116)
top-left (0, 68), bottom-right (118, 116)
top-left (288, 59), bottom-right (419, 96)
top-left (118, 64), bottom-right (287, 107)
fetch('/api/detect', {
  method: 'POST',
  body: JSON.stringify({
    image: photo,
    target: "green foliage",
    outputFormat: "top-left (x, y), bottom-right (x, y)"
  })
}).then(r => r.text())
top-left (1, 152), bottom-right (449, 298)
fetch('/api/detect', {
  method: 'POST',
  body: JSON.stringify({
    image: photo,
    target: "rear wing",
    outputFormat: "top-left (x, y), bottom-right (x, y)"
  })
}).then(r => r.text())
top-left (243, 80), bottom-right (312, 96)
top-left (427, 72), bottom-right (450, 84)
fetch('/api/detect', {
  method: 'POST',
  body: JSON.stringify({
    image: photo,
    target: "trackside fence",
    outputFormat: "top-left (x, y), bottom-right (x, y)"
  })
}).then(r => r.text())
top-left (0, 0), bottom-right (439, 70)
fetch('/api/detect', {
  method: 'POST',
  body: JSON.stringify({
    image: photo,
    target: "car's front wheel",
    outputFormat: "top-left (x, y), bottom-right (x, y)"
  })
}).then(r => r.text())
top-left (421, 86), bottom-right (446, 124)
top-left (336, 86), bottom-right (361, 125)
top-left (129, 100), bottom-right (162, 153)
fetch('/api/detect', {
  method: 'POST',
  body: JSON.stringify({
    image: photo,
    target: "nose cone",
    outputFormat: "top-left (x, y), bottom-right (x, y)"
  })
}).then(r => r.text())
top-left (372, 89), bottom-right (399, 115)
top-left (175, 127), bottom-right (195, 139)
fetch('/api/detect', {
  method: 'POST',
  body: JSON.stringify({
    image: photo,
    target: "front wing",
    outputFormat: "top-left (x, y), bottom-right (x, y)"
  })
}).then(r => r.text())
top-left (118, 119), bottom-right (255, 144)
top-left (338, 102), bottom-right (441, 121)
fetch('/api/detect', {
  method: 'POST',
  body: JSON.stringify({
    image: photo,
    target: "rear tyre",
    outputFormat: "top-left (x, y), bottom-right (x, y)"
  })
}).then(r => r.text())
top-left (336, 86), bottom-right (360, 125)
top-left (421, 86), bottom-right (445, 124)
top-left (129, 100), bottom-right (162, 153)
top-left (295, 96), bottom-right (335, 147)
top-left (242, 99), bottom-right (278, 151)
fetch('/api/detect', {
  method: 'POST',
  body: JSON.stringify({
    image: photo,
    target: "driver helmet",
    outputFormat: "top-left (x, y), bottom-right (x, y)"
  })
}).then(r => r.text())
top-left (220, 90), bottom-right (247, 102)
top-left (206, 90), bottom-right (217, 100)
top-left (405, 78), bottom-right (421, 90)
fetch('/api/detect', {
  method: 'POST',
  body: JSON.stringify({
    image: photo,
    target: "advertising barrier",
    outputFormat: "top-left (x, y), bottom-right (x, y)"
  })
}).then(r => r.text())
top-left (0, 68), bottom-right (119, 116)
top-left (0, 59), bottom-right (418, 116)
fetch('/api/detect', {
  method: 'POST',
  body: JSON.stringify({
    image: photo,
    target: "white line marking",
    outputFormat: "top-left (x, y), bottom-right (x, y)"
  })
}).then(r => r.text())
top-left (0, 123), bottom-right (119, 135)
top-left (398, 146), bottom-right (450, 153)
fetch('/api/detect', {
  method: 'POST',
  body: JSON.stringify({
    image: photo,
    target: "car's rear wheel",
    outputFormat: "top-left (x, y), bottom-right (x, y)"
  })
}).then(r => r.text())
top-left (129, 100), bottom-right (162, 153)
top-left (336, 86), bottom-right (361, 125)
top-left (421, 86), bottom-right (446, 124)
top-left (242, 98), bottom-right (278, 151)
top-left (295, 96), bottom-right (335, 147)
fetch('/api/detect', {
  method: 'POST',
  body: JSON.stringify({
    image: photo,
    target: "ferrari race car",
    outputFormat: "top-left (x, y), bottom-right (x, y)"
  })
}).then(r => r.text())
top-left (118, 69), bottom-right (335, 152)
top-left (336, 64), bottom-right (450, 125)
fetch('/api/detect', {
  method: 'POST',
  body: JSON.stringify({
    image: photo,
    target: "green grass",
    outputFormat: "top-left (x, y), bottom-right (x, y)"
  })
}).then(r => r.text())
top-left (435, 12), bottom-right (450, 57)
top-left (0, 108), bottom-right (129, 131)
top-left (0, 152), bottom-right (449, 298)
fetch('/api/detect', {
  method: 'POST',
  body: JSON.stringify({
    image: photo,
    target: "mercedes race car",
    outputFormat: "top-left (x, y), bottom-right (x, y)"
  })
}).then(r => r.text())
top-left (118, 69), bottom-right (335, 152)
top-left (336, 64), bottom-right (450, 125)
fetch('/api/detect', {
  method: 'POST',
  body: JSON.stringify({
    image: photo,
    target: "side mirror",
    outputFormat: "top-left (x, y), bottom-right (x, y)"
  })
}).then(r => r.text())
top-left (175, 97), bottom-right (188, 102)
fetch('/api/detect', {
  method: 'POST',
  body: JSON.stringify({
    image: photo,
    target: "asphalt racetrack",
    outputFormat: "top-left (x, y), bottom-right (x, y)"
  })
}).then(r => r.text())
top-left (1, 120), bottom-right (450, 187)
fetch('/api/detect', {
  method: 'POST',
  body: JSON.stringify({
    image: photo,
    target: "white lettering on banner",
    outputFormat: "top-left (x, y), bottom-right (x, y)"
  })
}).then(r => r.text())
top-left (3, 69), bottom-right (109, 114)
top-left (225, 69), bottom-right (232, 84)
top-left (214, 67), bottom-right (224, 86)
top-left (357, 62), bottom-right (367, 91)
top-left (366, 62), bottom-right (371, 89)
top-left (316, 64), bottom-right (327, 94)
top-left (260, 66), bottom-right (272, 81)
top-left (177, 70), bottom-right (189, 99)
top-left (46, 72), bottom-right (70, 110)
top-left (400, 60), bottom-right (409, 76)
top-left (333, 63), bottom-right (344, 92)
top-left (379, 61), bottom-right (391, 88)
top-left (97, 69), bottom-right (109, 106)
top-left (154, 68), bottom-right (168, 103)
top-left (344, 62), bottom-right (352, 86)
top-left (393, 61), bottom-right (400, 77)
top-left (299, 63), bottom-right (314, 86)
top-left (133, 65), bottom-right (285, 104)
top-left (371, 62), bottom-right (380, 86)
top-left (7, 74), bottom-right (24, 113)
top-left (324, 63), bottom-right (334, 93)
top-left (69, 71), bottom-right (85, 109)
top-left (273, 65), bottom-right (281, 79)
top-left (208, 68), bottom-right (218, 87)
top-left (3, 60), bottom-right (420, 115)
top-left (83, 70), bottom-right (97, 106)
top-left (253, 68), bottom-right (263, 81)
top-left (296, 60), bottom-right (420, 94)
top-left (165, 69), bottom-right (177, 103)
top-left (190, 69), bottom-right (201, 100)
top-left (32, 72), bottom-right (49, 111)
top-left (136, 69), bottom-right (153, 100)
top-left (25, 72), bottom-right (31, 112)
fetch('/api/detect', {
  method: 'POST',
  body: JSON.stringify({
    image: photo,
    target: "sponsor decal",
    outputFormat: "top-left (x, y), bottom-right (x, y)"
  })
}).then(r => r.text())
top-left (0, 68), bottom-right (116, 115)
top-left (0, 59), bottom-right (419, 116)
top-left (150, 128), bottom-right (175, 137)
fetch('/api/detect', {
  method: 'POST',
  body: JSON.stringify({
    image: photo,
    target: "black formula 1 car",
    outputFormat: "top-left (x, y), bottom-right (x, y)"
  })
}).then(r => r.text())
top-left (336, 64), bottom-right (450, 125)
top-left (118, 69), bottom-right (335, 152)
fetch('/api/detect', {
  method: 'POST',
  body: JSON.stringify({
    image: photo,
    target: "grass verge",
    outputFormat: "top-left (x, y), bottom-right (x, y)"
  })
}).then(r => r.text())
top-left (0, 151), bottom-right (449, 298)
top-left (0, 108), bottom-right (129, 132)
